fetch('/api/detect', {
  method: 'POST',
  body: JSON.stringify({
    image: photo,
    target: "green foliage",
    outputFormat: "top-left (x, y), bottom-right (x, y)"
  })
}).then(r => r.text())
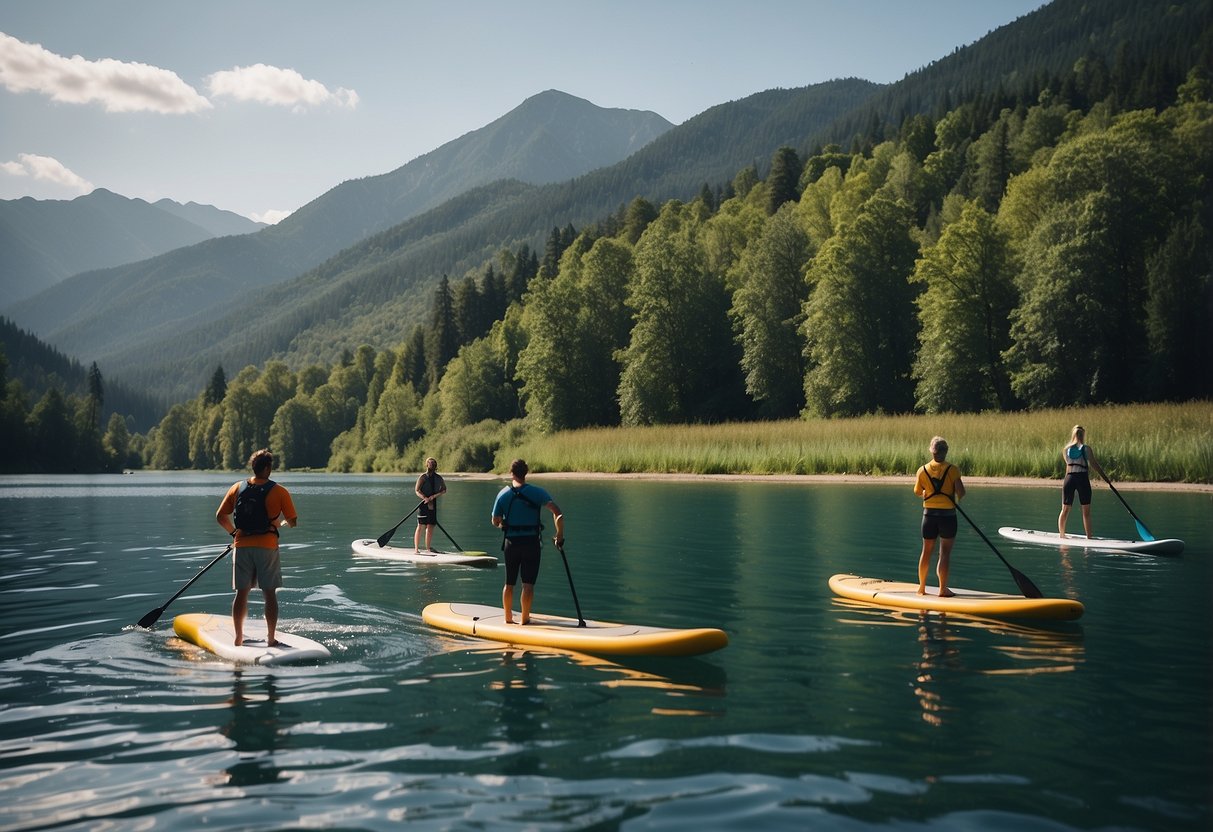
top-left (39, 6), bottom-right (1209, 477)
top-left (912, 201), bottom-right (1017, 412)
top-left (730, 204), bottom-right (811, 417)
top-left (802, 195), bottom-right (920, 417)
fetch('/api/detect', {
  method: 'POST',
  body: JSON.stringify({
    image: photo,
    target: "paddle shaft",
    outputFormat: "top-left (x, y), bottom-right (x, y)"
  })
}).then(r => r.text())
top-left (377, 500), bottom-right (426, 547)
top-left (136, 542), bottom-right (233, 628)
top-left (1095, 468), bottom-right (1155, 541)
top-left (434, 519), bottom-right (464, 552)
top-left (556, 543), bottom-right (586, 627)
top-left (950, 500), bottom-right (1044, 599)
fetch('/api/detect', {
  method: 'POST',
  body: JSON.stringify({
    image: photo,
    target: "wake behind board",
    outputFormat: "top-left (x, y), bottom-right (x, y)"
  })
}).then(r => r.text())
top-left (422, 602), bottom-right (728, 657)
top-left (351, 538), bottom-right (497, 567)
top-left (829, 574), bottom-right (1084, 621)
top-left (998, 527), bottom-right (1184, 556)
top-left (172, 613), bottom-right (331, 666)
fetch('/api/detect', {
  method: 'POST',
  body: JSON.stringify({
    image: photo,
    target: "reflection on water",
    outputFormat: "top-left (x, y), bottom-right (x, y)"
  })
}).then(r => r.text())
top-left (834, 599), bottom-right (1087, 728)
top-left (914, 612), bottom-right (962, 726)
top-left (220, 673), bottom-right (284, 788)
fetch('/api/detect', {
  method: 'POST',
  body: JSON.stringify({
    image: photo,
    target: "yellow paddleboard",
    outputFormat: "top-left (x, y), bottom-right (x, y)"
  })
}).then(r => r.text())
top-left (422, 602), bottom-right (728, 657)
top-left (829, 574), bottom-right (1084, 621)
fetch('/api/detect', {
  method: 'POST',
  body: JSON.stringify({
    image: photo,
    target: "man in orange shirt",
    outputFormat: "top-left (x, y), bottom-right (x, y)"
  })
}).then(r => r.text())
top-left (216, 449), bottom-right (298, 646)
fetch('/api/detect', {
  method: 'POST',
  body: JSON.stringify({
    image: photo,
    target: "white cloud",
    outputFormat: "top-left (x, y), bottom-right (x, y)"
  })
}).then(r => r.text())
top-left (206, 63), bottom-right (358, 110)
top-left (0, 31), bottom-right (211, 114)
top-left (1, 153), bottom-right (94, 193)
top-left (251, 208), bottom-right (292, 225)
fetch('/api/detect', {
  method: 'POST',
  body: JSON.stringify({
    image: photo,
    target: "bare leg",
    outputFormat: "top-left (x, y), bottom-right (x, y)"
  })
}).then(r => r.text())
top-left (917, 539), bottom-right (934, 595)
top-left (520, 583), bottom-right (535, 624)
top-left (1080, 504), bottom-right (1093, 538)
top-left (263, 588), bottom-right (279, 646)
top-left (414, 523), bottom-right (422, 553)
top-left (503, 584), bottom-right (515, 624)
top-left (1058, 503), bottom-right (1071, 537)
top-left (232, 588), bottom-right (251, 645)
top-left (424, 525), bottom-right (434, 551)
top-left (937, 537), bottom-right (956, 597)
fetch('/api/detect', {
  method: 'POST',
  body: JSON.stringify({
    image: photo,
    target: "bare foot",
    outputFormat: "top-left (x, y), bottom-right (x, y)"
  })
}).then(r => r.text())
top-left (266, 639), bottom-right (279, 647)
top-left (234, 637), bottom-right (244, 646)
top-left (520, 618), bottom-right (530, 625)
top-left (939, 589), bottom-right (955, 598)
top-left (917, 586), bottom-right (926, 596)
top-left (504, 618), bottom-right (515, 624)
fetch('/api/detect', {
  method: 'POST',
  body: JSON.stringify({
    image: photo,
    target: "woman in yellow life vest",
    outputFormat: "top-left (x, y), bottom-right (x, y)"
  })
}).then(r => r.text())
top-left (913, 436), bottom-right (966, 597)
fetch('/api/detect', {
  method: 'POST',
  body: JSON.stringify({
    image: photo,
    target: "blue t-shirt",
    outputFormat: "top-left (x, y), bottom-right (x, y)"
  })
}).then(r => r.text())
top-left (492, 483), bottom-right (552, 538)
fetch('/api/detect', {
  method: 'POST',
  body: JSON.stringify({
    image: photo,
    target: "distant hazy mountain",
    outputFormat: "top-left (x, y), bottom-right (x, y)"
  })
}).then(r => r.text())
top-left (0, 189), bottom-right (264, 307)
top-left (7, 90), bottom-right (673, 353)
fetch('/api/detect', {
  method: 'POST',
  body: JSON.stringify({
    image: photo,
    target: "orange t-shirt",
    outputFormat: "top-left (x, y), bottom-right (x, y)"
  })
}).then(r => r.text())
top-left (219, 478), bottom-right (297, 548)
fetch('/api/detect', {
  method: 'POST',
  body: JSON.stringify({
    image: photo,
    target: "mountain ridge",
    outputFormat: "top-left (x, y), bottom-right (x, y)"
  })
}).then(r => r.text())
top-left (0, 189), bottom-right (265, 307)
top-left (6, 90), bottom-right (673, 351)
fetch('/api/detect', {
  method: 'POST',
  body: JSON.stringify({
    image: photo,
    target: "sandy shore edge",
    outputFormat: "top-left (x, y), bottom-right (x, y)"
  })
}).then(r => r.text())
top-left (451, 471), bottom-right (1211, 493)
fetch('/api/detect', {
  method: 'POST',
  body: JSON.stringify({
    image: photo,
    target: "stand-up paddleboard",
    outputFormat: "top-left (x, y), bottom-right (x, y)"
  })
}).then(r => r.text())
top-left (173, 613), bottom-right (331, 666)
top-left (998, 527), bottom-right (1184, 556)
top-left (351, 538), bottom-right (497, 567)
top-left (422, 602), bottom-right (729, 656)
top-left (829, 574), bottom-right (1084, 621)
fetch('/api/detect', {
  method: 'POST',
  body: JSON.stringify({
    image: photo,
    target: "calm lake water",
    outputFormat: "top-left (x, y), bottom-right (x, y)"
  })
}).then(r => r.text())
top-left (1, 471), bottom-right (1210, 831)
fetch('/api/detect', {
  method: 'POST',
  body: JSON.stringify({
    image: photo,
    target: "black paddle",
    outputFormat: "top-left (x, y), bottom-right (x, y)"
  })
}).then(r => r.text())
top-left (434, 519), bottom-right (464, 552)
top-left (555, 541), bottom-right (586, 627)
top-left (136, 542), bottom-right (233, 629)
top-left (1095, 468), bottom-right (1156, 541)
top-left (948, 497), bottom-right (1044, 599)
top-left (377, 500), bottom-right (426, 547)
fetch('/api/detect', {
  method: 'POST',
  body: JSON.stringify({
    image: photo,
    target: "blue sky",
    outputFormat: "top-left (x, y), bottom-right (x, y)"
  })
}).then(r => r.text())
top-left (0, 1), bottom-right (1046, 223)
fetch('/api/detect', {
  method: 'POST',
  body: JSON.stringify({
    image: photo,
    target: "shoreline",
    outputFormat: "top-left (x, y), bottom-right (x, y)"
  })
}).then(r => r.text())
top-left (460, 471), bottom-right (1213, 493)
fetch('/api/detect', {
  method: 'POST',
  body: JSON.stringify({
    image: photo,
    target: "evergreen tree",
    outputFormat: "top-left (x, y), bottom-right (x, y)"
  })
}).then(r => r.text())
top-left (766, 146), bottom-right (804, 214)
top-left (86, 362), bottom-right (104, 429)
top-left (425, 276), bottom-right (460, 391)
top-left (205, 365), bottom-right (227, 406)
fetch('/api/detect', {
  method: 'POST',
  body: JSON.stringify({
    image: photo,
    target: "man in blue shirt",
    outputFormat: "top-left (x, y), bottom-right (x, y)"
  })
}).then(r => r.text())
top-left (491, 458), bottom-right (565, 624)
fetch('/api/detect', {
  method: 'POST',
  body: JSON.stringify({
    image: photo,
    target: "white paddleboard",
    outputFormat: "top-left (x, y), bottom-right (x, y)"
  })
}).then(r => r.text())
top-left (998, 527), bottom-right (1184, 556)
top-left (172, 613), bottom-right (331, 666)
top-left (351, 538), bottom-right (497, 567)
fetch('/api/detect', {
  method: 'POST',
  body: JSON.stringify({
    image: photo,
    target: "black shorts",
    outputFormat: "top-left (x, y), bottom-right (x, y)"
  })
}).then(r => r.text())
top-left (1062, 472), bottom-right (1092, 506)
top-left (504, 536), bottom-right (541, 585)
top-left (418, 502), bottom-right (437, 525)
top-left (921, 510), bottom-right (958, 540)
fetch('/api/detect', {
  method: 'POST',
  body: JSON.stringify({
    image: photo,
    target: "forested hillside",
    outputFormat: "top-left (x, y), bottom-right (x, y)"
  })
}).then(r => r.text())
top-left (89, 79), bottom-right (882, 399)
top-left (2, 0), bottom-right (1209, 475)
top-left (132, 51), bottom-right (1212, 473)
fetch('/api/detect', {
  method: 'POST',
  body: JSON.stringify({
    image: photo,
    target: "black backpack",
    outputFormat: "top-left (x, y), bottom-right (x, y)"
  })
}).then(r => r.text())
top-left (234, 480), bottom-right (277, 535)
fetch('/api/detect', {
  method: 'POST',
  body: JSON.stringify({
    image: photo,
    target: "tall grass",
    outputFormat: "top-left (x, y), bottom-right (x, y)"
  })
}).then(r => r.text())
top-left (500, 401), bottom-right (1213, 483)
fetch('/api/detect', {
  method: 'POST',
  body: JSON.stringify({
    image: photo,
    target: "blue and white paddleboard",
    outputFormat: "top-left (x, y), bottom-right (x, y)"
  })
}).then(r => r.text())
top-left (998, 527), bottom-right (1184, 556)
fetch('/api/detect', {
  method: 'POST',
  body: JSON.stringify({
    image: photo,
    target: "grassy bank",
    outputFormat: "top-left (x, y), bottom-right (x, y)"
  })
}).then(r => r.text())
top-left (499, 401), bottom-right (1213, 483)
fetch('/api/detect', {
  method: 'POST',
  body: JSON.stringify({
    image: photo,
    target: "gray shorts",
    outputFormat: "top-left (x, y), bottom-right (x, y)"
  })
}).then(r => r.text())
top-left (232, 546), bottom-right (282, 591)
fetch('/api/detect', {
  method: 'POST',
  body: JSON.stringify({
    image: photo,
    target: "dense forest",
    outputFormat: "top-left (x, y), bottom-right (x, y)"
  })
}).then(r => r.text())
top-left (94, 60), bottom-right (1210, 474)
top-left (2, 2), bottom-right (1210, 475)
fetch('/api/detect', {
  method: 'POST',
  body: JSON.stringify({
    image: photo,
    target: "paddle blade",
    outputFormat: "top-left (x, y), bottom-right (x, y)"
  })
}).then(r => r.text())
top-left (1134, 518), bottom-right (1156, 542)
top-left (1011, 567), bottom-right (1044, 599)
top-left (375, 527), bottom-right (396, 548)
top-left (137, 606), bottom-right (165, 629)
